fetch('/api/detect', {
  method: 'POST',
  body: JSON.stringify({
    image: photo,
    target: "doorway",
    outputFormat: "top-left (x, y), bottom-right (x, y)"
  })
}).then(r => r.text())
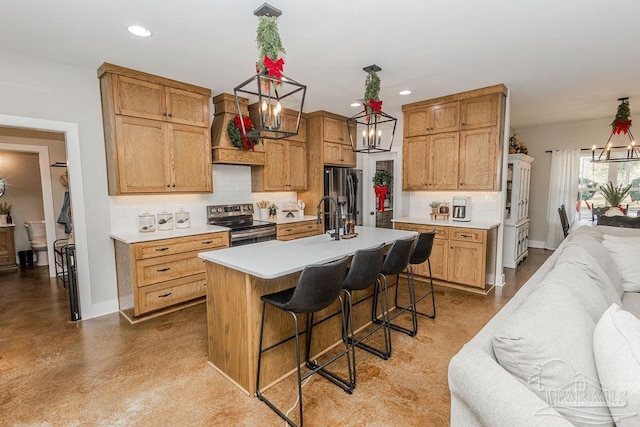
top-left (365, 152), bottom-right (398, 228)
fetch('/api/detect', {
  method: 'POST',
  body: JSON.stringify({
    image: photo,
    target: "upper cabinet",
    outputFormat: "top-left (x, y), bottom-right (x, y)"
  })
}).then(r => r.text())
top-left (251, 139), bottom-right (307, 191)
top-left (306, 112), bottom-right (355, 168)
top-left (99, 63), bottom-right (212, 195)
top-left (402, 85), bottom-right (507, 191)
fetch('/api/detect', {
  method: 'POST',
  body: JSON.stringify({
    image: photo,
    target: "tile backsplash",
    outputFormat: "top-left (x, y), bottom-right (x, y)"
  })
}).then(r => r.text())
top-left (109, 164), bottom-right (297, 232)
top-left (408, 191), bottom-right (502, 222)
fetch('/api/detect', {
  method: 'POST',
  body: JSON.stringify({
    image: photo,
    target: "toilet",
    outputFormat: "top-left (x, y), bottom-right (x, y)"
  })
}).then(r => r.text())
top-left (25, 221), bottom-right (48, 267)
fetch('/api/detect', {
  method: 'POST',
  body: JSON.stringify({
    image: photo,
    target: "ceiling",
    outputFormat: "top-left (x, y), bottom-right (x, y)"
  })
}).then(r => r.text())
top-left (2, 0), bottom-right (640, 129)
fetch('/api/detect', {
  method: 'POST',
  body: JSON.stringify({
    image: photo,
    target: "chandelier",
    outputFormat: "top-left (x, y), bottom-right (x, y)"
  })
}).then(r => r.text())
top-left (592, 97), bottom-right (639, 163)
top-left (347, 65), bottom-right (397, 153)
top-left (233, 3), bottom-right (306, 140)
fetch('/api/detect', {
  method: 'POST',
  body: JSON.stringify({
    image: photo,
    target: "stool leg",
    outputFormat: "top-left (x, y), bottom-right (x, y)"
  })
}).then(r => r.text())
top-left (396, 263), bottom-right (436, 319)
top-left (256, 301), bottom-right (267, 396)
top-left (342, 290), bottom-right (357, 383)
top-left (379, 276), bottom-right (393, 356)
top-left (382, 272), bottom-right (417, 337)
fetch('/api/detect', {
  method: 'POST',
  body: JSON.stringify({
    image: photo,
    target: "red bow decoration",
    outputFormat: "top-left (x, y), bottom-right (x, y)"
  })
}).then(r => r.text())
top-left (374, 185), bottom-right (388, 212)
top-left (368, 98), bottom-right (383, 114)
top-left (234, 115), bottom-right (257, 151)
top-left (263, 56), bottom-right (285, 80)
top-left (613, 120), bottom-right (632, 135)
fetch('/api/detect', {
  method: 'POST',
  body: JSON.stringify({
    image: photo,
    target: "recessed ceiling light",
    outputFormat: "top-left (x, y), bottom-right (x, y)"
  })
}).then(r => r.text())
top-left (127, 25), bottom-right (152, 38)
top-left (399, 90), bottom-right (412, 96)
top-left (350, 102), bottom-right (361, 107)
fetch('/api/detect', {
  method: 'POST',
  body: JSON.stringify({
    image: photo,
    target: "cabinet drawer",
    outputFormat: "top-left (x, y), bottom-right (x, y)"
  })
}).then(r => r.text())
top-left (393, 223), bottom-right (449, 240)
top-left (137, 274), bottom-right (207, 314)
top-left (135, 251), bottom-right (206, 287)
top-left (449, 228), bottom-right (486, 244)
top-left (134, 232), bottom-right (229, 260)
top-left (277, 221), bottom-right (321, 239)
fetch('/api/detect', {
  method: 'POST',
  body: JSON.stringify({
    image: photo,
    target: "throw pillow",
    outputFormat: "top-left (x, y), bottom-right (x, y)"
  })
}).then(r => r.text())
top-left (540, 263), bottom-right (610, 322)
top-left (493, 285), bottom-right (612, 425)
top-left (556, 244), bottom-right (622, 304)
top-left (593, 304), bottom-right (640, 426)
top-left (602, 235), bottom-right (640, 292)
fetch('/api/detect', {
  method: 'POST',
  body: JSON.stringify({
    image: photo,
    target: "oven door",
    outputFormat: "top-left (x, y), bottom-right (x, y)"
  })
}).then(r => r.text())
top-left (230, 227), bottom-right (277, 247)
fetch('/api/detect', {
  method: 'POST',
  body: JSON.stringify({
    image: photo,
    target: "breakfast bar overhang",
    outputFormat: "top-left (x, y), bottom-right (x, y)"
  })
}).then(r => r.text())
top-left (199, 227), bottom-right (416, 395)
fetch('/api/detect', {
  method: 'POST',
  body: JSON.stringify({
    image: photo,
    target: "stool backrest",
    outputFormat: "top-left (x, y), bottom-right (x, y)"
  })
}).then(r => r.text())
top-left (410, 231), bottom-right (436, 265)
top-left (284, 256), bottom-right (349, 313)
top-left (381, 236), bottom-right (416, 276)
top-left (343, 244), bottom-right (385, 291)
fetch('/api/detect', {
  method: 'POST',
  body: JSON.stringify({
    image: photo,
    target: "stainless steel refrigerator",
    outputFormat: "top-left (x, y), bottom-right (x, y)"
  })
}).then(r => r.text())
top-left (323, 167), bottom-right (363, 232)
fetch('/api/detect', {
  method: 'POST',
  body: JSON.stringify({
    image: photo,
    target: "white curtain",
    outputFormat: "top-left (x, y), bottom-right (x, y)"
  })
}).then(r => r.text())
top-left (545, 149), bottom-right (580, 249)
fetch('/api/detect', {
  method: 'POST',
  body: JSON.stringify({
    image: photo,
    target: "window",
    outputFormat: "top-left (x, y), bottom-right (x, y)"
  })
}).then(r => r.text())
top-left (577, 155), bottom-right (640, 218)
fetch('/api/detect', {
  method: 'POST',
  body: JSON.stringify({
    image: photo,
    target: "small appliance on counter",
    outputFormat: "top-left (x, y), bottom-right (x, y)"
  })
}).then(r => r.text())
top-left (452, 197), bottom-right (471, 222)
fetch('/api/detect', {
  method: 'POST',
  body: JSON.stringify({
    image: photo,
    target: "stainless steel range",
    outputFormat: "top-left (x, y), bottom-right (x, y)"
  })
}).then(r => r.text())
top-left (207, 203), bottom-right (277, 246)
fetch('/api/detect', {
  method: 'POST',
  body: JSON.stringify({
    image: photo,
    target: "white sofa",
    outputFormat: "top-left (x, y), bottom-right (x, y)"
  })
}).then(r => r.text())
top-left (448, 225), bottom-right (640, 426)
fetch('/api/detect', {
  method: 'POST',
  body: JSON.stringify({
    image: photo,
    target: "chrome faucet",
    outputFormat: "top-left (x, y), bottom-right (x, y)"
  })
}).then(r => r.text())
top-left (316, 196), bottom-right (340, 241)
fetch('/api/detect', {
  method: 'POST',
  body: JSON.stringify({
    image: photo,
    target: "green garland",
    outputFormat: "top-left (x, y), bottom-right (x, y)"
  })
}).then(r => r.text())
top-left (256, 16), bottom-right (285, 72)
top-left (227, 119), bottom-right (260, 150)
top-left (364, 70), bottom-right (381, 113)
top-left (611, 100), bottom-right (631, 129)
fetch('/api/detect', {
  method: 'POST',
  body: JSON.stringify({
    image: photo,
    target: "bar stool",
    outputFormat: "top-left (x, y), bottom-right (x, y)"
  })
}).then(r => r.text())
top-left (373, 236), bottom-right (417, 337)
top-left (342, 244), bottom-right (389, 381)
top-left (256, 256), bottom-right (353, 427)
top-left (396, 231), bottom-right (437, 319)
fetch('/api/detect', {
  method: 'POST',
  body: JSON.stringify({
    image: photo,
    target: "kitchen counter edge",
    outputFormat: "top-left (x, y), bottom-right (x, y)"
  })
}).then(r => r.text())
top-left (110, 224), bottom-right (230, 244)
top-left (393, 217), bottom-right (500, 230)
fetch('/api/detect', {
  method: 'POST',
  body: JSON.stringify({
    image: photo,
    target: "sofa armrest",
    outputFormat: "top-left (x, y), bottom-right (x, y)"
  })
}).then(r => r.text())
top-left (448, 344), bottom-right (572, 427)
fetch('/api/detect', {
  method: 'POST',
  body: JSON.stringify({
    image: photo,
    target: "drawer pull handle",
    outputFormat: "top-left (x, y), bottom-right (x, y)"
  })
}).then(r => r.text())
top-left (202, 240), bottom-right (213, 244)
top-left (157, 267), bottom-right (171, 272)
top-left (155, 247), bottom-right (169, 252)
top-left (158, 292), bottom-right (172, 298)
top-left (460, 233), bottom-right (474, 238)
top-left (285, 228), bottom-right (292, 232)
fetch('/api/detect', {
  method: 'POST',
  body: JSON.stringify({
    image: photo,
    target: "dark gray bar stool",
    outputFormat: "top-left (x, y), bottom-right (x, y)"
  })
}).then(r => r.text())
top-left (256, 256), bottom-right (353, 427)
top-left (373, 236), bottom-right (417, 336)
top-left (396, 231), bottom-right (437, 319)
top-left (341, 244), bottom-right (389, 382)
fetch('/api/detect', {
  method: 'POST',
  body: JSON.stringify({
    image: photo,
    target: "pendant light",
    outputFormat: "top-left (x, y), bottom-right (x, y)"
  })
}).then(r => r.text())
top-left (592, 97), bottom-right (639, 163)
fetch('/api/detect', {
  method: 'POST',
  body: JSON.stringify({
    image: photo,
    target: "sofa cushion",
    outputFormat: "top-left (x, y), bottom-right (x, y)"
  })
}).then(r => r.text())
top-left (568, 225), bottom-right (604, 242)
top-left (621, 292), bottom-right (640, 318)
top-left (540, 263), bottom-right (610, 322)
top-left (564, 234), bottom-right (624, 290)
top-left (555, 244), bottom-right (622, 304)
top-left (593, 304), bottom-right (640, 426)
top-left (493, 285), bottom-right (612, 425)
top-left (602, 235), bottom-right (640, 292)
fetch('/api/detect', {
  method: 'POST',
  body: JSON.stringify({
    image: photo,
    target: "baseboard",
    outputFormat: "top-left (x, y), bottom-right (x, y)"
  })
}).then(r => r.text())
top-left (82, 298), bottom-right (119, 320)
top-left (528, 240), bottom-right (545, 249)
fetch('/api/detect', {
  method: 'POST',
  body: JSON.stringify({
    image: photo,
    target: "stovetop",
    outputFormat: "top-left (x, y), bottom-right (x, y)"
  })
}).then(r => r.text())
top-left (206, 203), bottom-right (276, 231)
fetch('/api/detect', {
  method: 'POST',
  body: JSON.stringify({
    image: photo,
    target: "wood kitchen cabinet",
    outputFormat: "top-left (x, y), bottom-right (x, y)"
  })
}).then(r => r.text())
top-left (0, 226), bottom-right (17, 272)
top-left (99, 63), bottom-right (212, 195)
top-left (402, 85), bottom-right (506, 191)
top-left (114, 232), bottom-right (229, 320)
top-left (394, 222), bottom-right (489, 290)
top-left (276, 220), bottom-right (321, 241)
top-left (404, 101), bottom-right (460, 137)
top-left (324, 141), bottom-right (356, 167)
top-left (251, 139), bottom-right (307, 191)
top-left (305, 111), bottom-right (355, 168)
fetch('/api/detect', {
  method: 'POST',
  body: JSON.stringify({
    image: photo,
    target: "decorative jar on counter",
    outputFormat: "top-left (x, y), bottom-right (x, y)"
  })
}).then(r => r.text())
top-left (157, 211), bottom-right (174, 231)
top-left (175, 209), bottom-right (190, 229)
top-left (138, 212), bottom-right (155, 232)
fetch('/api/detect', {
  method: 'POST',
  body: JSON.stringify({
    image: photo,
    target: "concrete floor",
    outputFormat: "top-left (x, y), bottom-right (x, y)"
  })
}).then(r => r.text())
top-left (0, 249), bottom-right (550, 426)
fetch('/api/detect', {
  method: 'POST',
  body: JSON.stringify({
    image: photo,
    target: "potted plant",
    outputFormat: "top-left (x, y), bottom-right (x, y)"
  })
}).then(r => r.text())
top-left (599, 181), bottom-right (631, 215)
top-left (0, 202), bottom-right (11, 225)
top-left (267, 203), bottom-right (278, 220)
top-left (372, 170), bottom-right (393, 212)
top-left (429, 201), bottom-right (440, 215)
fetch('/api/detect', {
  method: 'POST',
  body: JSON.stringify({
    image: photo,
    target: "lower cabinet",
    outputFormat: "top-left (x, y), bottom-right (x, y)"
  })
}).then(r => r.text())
top-left (394, 222), bottom-right (488, 289)
top-left (0, 226), bottom-right (17, 272)
top-left (503, 220), bottom-right (529, 269)
top-left (114, 231), bottom-right (229, 318)
top-left (276, 220), bottom-right (321, 241)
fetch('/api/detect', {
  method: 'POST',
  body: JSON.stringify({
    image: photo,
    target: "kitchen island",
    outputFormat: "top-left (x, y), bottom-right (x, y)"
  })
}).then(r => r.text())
top-left (199, 226), bottom-right (416, 396)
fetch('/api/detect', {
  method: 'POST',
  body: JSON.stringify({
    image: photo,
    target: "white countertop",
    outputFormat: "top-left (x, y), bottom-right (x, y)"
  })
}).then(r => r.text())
top-left (393, 216), bottom-right (500, 230)
top-left (0, 223), bottom-right (16, 228)
top-left (199, 226), bottom-right (417, 279)
top-left (111, 224), bottom-right (230, 244)
top-left (273, 215), bottom-right (318, 225)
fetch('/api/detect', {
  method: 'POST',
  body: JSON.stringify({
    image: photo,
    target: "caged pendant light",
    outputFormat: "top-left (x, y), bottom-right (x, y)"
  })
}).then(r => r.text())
top-left (347, 65), bottom-right (397, 153)
top-left (591, 97), bottom-right (639, 163)
top-left (233, 3), bottom-right (306, 141)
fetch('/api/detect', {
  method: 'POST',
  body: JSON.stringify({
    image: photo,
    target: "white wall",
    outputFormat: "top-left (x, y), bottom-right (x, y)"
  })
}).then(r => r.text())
top-left (0, 50), bottom-right (115, 317)
top-left (517, 114), bottom-right (638, 247)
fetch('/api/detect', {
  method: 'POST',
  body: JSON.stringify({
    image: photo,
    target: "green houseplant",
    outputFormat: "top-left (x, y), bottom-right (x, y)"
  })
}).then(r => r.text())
top-left (599, 181), bottom-right (631, 208)
top-left (429, 201), bottom-right (440, 214)
top-left (0, 202), bottom-right (11, 214)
